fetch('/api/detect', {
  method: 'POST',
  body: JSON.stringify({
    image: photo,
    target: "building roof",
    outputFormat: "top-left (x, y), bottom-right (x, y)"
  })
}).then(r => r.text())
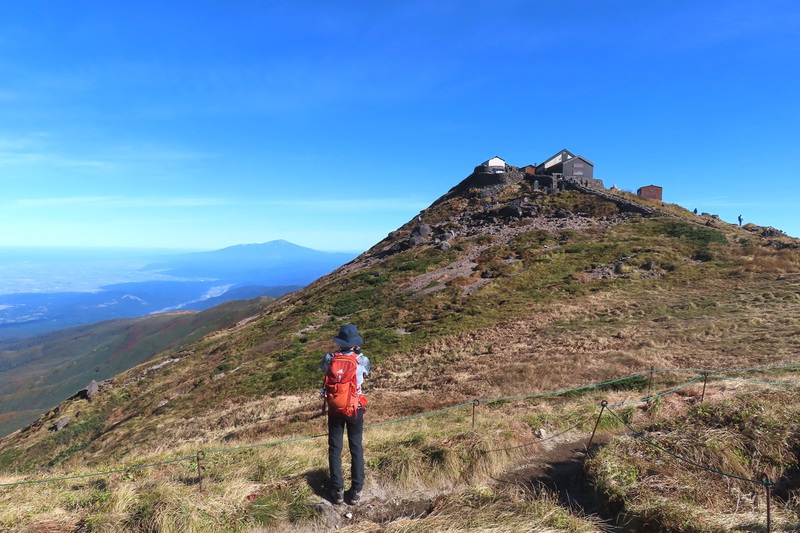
top-left (482, 156), bottom-right (506, 166)
top-left (563, 155), bottom-right (594, 166)
top-left (540, 148), bottom-right (576, 166)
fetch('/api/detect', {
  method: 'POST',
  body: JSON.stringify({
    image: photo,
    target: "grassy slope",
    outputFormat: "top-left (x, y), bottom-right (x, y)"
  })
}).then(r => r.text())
top-left (0, 297), bottom-right (274, 438)
top-left (0, 179), bottom-right (798, 531)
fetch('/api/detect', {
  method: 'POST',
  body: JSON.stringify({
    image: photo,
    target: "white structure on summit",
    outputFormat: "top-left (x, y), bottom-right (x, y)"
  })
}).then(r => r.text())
top-left (482, 156), bottom-right (506, 173)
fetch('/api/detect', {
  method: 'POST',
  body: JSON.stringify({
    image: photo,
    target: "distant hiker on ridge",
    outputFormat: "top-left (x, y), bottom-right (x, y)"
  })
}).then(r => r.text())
top-left (738, 214), bottom-right (743, 226)
top-left (321, 324), bottom-right (371, 505)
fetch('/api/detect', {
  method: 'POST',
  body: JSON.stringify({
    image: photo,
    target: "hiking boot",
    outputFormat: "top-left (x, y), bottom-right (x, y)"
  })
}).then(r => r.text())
top-left (332, 488), bottom-right (344, 504)
top-left (350, 489), bottom-right (362, 504)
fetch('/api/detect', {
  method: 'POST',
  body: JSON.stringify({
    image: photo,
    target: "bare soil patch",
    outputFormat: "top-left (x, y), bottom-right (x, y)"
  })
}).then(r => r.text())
top-left (495, 432), bottom-right (617, 521)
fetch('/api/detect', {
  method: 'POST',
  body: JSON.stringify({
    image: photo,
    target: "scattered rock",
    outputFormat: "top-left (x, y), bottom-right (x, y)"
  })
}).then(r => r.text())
top-left (147, 358), bottom-right (180, 373)
top-left (412, 224), bottom-right (432, 238)
top-left (762, 227), bottom-right (784, 237)
top-left (314, 502), bottom-right (341, 528)
top-left (408, 233), bottom-right (427, 247)
top-left (498, 205), bottom-right (523, 218)
top-left (86, 380), bottom-right (99, 401)
top-left (53, 416), bottom-right (71, 432)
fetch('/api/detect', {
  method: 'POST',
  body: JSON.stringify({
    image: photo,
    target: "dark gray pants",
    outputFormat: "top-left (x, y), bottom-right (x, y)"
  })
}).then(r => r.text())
top-left (327, 409), bottom-right (364, 492)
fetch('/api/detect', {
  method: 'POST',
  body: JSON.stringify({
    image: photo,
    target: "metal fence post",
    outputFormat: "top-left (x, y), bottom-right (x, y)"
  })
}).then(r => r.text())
top-left (761, 473), bottom-right (772, 532)
top-left (647, 365), bottom-right (655, 396)
top-left (472, 399), bottom-right (480, 430)
top-left (197, 451), bottom-right (206, 492)
top-left (700, 373), bottom-right (708, 403)
top-left (584, 400), bottom-right (607, 464)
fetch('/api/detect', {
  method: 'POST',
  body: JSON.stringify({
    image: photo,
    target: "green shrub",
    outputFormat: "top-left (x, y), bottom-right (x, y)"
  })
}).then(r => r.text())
top-left (330, 287), bottom-right (376, 316)
top-left (661, 220), bottom-right (726, 246)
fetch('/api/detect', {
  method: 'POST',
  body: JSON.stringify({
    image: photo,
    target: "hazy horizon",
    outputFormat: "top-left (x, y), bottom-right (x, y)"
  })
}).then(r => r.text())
top-left (0, 250), bottom-right (187, 294)
top-left (0, 239), bottom-right (362, 295)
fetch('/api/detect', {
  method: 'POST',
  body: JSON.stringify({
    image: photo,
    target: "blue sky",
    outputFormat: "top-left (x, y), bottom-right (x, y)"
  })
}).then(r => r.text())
top-left (2, 1), bottom-right (798, 252)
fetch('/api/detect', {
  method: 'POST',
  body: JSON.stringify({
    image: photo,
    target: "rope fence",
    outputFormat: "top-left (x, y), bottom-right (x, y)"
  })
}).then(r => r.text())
top-left (607, 375), bottom-right (705, 407)
top-left (1, 358), bottom-right (798, 532)
top-left (602, 407), bottom-right (772, 488)
top-left (0, 371), bottom-right (653, 490)
top-left (480, 411), bottom-right (598, 455)
top-left (585, 372), bottom-right (795, 532)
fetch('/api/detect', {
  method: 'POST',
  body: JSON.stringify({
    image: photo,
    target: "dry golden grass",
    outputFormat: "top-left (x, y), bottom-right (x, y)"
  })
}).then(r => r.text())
top-left (588, 386), bottom-right (800, 532)
top-left (2, 364), bottom-right (798, 531)
top-left (338, 485), bottom-right (604, 533)
top-left (369, 273), bottom-right (800, 426)
top-left (0, 390), bottom-right (616, 531)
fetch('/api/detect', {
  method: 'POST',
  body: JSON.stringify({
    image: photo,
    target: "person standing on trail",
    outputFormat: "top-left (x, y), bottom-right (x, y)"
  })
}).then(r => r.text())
top-left (738, 214), bottom-right (743, 226)
top-left (321, 324), bottom-right (371, 505)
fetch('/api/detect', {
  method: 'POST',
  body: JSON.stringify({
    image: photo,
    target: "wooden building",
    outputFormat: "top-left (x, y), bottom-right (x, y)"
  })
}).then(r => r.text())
top-left (535, 149), bottom-right (594, 179)
top-left (637, 185), bottom-right (663, 201)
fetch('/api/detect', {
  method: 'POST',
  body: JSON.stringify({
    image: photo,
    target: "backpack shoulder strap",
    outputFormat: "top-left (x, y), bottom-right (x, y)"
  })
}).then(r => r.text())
top-left (331, 351), bottom-right (359, 363)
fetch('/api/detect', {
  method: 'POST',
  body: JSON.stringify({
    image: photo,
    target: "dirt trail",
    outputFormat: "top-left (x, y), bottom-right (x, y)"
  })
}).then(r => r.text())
top-left (310, 430), bottom-right (620, 531)
top-left (494, 432), bottom-right (615, 519)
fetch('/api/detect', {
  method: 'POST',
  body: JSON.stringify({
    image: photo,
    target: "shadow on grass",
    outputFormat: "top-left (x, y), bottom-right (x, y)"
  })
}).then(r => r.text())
top-left (304, 468), bottom-right (332, 501)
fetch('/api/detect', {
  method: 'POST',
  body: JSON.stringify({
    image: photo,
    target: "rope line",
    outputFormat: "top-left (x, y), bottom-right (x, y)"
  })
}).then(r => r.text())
top-left (655, 363), bottom-right (800, 375)
top-left (607, 376), bottom-right (705, 407)
top-left (603, 408), bottom-right (772, 488)
top-left (479, 371), bottom-right (649, 405)
top-left (479, 412), bottom-right (598, 455)
top-left (713, 376), bottom-right (800, 387)
top-left (365, 401), bottom-right (475, 430)
top-left (203, 432), bottom-right (330, 457)
top-left (0, 454), bottom-right (197, 488)
top-left (1, 363), bottom-right (796, 490)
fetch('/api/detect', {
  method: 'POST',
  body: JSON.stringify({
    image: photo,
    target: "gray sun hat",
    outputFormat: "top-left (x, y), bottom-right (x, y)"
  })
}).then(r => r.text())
top-left (333, 324), bottom-right (363, 347)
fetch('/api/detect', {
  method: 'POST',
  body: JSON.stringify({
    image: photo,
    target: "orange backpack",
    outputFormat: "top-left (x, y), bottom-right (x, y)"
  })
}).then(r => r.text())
top-left (324, 353), bottom-right (367, 418)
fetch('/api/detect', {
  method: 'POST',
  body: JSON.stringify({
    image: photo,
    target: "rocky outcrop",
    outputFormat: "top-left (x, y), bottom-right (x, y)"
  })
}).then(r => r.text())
top-left (431, 168), bottom-right (526, 207)
top-left (566, 181), bottom-right (655, 215)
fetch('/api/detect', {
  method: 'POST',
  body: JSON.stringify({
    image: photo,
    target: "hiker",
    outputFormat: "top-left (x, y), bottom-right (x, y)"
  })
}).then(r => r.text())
top-left (321, 324), bottom-right (371, 505)
top-left (738, 214), bottom-right (743, 226)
